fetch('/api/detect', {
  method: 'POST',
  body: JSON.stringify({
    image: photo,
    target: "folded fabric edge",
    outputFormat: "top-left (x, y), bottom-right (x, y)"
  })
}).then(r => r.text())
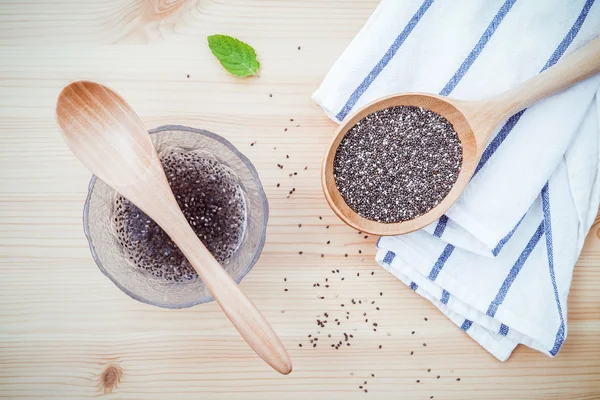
top-left (375, 253), bottom-right (518, 361)
top-left (312, 90), bottom-right (343, 124)
top-left (375, 244), bottom-right (563, 358)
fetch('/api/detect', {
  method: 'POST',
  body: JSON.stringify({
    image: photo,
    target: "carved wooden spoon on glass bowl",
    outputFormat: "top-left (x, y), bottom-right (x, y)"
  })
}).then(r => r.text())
top-left (56, 80), bottom-right (292, 375)
top-left (322, 37), bottom-right (600, 236)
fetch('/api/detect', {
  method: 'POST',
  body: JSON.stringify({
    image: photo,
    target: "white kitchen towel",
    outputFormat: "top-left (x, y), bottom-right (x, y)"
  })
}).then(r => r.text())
top-left (313, 0), bottom-right (600, 360)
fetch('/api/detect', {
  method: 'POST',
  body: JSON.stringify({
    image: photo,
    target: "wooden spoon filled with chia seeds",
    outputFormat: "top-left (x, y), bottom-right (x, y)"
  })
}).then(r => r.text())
top-left (322, 36), bottom-right (600, 236)
top-left (56, 80), bottom-right (292, 375)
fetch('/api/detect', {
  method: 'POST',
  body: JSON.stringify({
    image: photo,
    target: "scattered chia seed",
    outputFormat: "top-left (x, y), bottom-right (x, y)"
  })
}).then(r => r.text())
top-left (333, 106), bottom-right (462, 223)
top-left (115, 151), bottom-right (245, 283)
top-left (269, 93), bottom-right (273, 97)
top-left (186, 74), bottom-right (190, 78)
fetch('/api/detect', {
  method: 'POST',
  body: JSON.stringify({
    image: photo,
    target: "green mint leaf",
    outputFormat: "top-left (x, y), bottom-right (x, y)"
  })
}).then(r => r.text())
top-left (207, 34), bottom-right (260, 77)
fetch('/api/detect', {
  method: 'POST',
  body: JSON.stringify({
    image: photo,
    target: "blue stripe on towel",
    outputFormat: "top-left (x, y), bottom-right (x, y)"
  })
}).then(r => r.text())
top-left (383, 250), bottom-right (396, 265)
top-left (336, 0), bottom-right (435, 121)
top-left (433, 215), bottom-right (449, 237)
top-left (486, 221), bottom-right (545, 317)
top-left (432, 0), bottom-right (516, 236)
top-left (461, 319), bottom-right (473, 332)
top-left (475, 110), bottom-right (526, 176)
top-left (475, 0), bottom-right (596, 174)
top-left (499, 323), bottom-right (509, 336)
top-left (441, 289), bottom-right (450, 305)
top-left (409, 282), bottom-right (419, 291)
top-left (492, 214), bottom-right (527, 256)
top-left (427, 244), bottom-right (455, 281)
top-left (439, 0), bottom-right (517, 96)
top-left (542, 183), bottom-right (566, 356)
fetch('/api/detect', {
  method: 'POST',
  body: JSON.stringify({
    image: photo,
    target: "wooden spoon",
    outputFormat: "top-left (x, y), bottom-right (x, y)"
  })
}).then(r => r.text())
top-left (56, 80), bottom-right (292, 375)
top-left (323, 37), bottom-right (600, 236)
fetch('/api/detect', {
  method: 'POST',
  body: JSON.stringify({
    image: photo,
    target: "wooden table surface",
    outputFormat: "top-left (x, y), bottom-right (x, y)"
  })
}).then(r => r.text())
top-left (1, 1), bottom-right (599, 399)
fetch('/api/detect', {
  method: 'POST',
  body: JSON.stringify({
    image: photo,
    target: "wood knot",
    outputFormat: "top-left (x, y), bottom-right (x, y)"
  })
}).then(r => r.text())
top-left (100, 364), bottom-right (123, 394)
top-left (146, 0), bottom-right (186, 18)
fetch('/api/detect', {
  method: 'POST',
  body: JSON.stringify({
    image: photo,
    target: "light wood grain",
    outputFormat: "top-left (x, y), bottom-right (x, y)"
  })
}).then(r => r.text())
top-left (0, 1), bottom-right (599, 399)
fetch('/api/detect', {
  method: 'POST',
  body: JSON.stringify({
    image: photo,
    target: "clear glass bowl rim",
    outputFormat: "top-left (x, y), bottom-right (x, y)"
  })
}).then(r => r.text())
top-left (82, 125), bottom-right (269, 309)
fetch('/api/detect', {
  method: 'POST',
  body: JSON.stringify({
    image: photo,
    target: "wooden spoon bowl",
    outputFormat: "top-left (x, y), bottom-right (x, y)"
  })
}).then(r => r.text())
top-left (323, 94), bottom-right (478, 235)
top-left (322, 37), bottom-right (600, 236)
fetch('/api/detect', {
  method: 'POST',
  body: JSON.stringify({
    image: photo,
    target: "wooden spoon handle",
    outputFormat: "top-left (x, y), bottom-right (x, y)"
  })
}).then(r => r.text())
top-left (162, 211), bottom-right (292, 375)
top-left (493, 36), bottom-right (600, 119)
top-left (464, 36), bottom-right (600, 149)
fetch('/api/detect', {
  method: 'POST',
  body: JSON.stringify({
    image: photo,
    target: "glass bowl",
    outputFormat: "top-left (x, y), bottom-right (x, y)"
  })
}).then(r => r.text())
top-left (83, 125), bottom-right (268, 309)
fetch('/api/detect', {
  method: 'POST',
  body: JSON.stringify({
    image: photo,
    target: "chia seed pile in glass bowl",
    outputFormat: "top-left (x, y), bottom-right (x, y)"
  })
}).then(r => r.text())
top-left (83, 125), bottom-right (268, 308)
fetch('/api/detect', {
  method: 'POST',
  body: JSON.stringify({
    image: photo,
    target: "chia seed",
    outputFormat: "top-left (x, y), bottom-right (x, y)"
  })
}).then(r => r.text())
top-left (114, 151), bottom-right (246, 283)
top-left (333, 105), bottom-right (462, 223)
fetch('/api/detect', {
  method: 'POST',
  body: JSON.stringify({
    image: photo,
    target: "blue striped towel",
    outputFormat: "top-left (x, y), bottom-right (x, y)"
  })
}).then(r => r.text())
top-left (313, 0), bottom-right (600, 360)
